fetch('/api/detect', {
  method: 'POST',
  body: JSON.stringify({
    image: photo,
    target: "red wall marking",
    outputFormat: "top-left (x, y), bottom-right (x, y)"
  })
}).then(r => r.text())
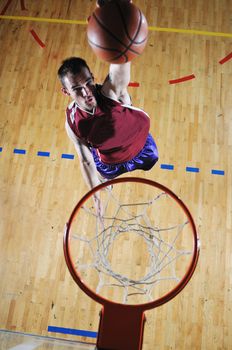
top-left (169, 74), bottom-right (195, 84)
top-left (128, 82), bottom-right (140, 87)
top-left (0, 0), bottom-right (13, 15)
top-left (219, 52), bottom-right (232, 65)
top-left (20, 0), bottom-right (27, 11)
top-left (29, 29), bottom-right (46, 48)
top-left (67, 0), bottom-right (72, 15)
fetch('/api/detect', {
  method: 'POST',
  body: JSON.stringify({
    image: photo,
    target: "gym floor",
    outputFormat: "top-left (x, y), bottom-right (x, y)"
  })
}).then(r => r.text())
top-left (0, 0), bottom-right (231, 349)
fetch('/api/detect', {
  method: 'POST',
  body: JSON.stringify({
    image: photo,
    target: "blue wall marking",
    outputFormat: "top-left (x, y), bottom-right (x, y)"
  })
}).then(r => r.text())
top-left (37, 151), bottom-right (50, 157)
top-left (61, 153), bottom-right (75, 159)
top-left (47, 326), bottom-right (97, 339)
top-left (0, 147), bottom-right (225, 177)
top-left (160, 164), bottom-right (174, 170)
top-left (186, 166), bottom-right (200, 173)
top-left (211, 169), bottom-right (225, 176)
top-left (14, 148), bottom-right (26, 154)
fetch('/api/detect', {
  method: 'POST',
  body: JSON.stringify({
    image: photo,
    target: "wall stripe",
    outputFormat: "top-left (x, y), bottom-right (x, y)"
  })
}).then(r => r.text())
top-left (160, 164), bottom-right (174, 170)
top-left (211, 169), bottom-right (225, 176)
top-left (169, 74), bottom-right (195, 84)
top-left (13, 149), bottom-right (26, 154)
top-left (0, 0), bottom-right (13, 15)
top-left (219, 52), bottom-right (232, 64)
top-left (37, 151), bottom-right (50, 157)
top-left (61, 153), bottom-right (75, 159)
top-left (0, 15), bottom-right (232, 38)
top-left (29, 29), bottom-right (46, 48)
top-left (186, 166), bottom-right (200, 173)
top-left (0, 147), bottom-right (226, 177)
top-left (47, 326), bottom-right (97, 339)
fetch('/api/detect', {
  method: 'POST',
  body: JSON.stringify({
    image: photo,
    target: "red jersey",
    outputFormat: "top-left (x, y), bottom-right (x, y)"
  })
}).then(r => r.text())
top-left (66, 86), bottom-right (150, 164)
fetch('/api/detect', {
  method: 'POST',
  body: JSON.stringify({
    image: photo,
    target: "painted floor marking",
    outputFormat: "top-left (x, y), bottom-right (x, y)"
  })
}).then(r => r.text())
top-left (37, 151), bottom-right (50, 157)
top-left (0, 148), bottom-right (225, 176)
top-left (47, 326), bottom-right (97, 339)
top-left (13, 148), bottom-right (26, 154)
top-left (160, 164), bottom-right (174, 170)
top-left (186, 166), bottom-right (200, 173)
top-left (1, 15), bottom-right (232, 38)
top-left (61, 153), bottom-right (75, 159)
top-left (211, 169), bottom-right (225, 176)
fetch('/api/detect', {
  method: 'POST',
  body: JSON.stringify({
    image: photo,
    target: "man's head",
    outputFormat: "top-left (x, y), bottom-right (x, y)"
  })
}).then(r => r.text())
top-left (58, 57), bottom-right (97, 111)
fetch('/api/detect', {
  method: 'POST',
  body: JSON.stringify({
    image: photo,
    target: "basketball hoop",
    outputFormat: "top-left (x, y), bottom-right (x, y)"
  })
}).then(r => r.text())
top-left (64, 177), bottom-right (200, 350)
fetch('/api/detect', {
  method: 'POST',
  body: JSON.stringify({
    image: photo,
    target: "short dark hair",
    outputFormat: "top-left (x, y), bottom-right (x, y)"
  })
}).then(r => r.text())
top-left (57, 57), bottom-right (91, 86)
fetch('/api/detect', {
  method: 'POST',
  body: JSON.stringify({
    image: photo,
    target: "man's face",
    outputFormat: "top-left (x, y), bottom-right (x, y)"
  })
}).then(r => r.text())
top-left (62, 67), bottom-right (97, 111)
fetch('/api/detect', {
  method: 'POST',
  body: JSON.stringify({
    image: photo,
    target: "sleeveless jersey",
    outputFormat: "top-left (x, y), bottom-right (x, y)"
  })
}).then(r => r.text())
top-left (66, 86), bottom-right (150, 164)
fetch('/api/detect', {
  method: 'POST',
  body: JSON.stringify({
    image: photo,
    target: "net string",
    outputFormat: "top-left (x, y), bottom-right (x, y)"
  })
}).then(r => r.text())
top-left (72, 188), bottom-right (193, 303)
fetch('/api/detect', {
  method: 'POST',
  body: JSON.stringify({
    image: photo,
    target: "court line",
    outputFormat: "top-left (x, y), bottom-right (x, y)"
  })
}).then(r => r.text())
top-left (0, 15), bottom-right (87, 25)
top-left (219, 52), bottom-right (232, 64)
top-left (128, 81), bottom-right (140, 87)
top-left (14, 148), bottom-right (26, 154)
top-left (0, 0), bottom-right (13, 15)
top-left (47, 326), bottom-right (97, 339)
top-left (0, 15), bottom-right (232, 38)
top-left (20, 0), bottom-right (27, 11)
top-left (160, 164), bottom-right (174, 170)
top-left (0, 147), bottom-right (225, 175)
top-left (211, 169), bottom-right (225, 176)
top-left (29, 29), bottom-right (45, 48)
top-left (37, 151), bottom-right (50, 157)
top-left (169, 74), bottom-right (195, 84)
top-left (186, 166), bottom-right (200, 173)
top-left (61, 153), bottom-right (75, 159)
top-left (148, 26), bottom-right (232, 38)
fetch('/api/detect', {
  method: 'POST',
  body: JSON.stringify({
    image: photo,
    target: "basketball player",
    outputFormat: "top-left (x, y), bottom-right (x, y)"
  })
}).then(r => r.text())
top-left (57, 5), bottom-right (158, 189)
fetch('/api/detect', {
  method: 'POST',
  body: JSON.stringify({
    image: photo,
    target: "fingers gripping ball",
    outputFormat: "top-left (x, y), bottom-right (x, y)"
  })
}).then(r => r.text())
top-left (87, 1), bottom-right (148, 63)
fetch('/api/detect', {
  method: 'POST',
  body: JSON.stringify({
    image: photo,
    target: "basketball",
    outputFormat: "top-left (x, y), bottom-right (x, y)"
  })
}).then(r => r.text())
top-left (87, 1), bottom-right (148, 64)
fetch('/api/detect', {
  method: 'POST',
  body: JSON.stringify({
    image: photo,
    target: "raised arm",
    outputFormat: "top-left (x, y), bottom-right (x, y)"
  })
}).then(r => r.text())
top-left (101, 62), bottom-right (131, 104)
top-left (96, 0), bottom-right (133, 104)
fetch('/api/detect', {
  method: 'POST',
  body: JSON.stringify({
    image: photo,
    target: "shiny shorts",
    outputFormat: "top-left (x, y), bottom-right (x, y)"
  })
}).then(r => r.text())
top-left (91, 133), bottom-right (158, 179)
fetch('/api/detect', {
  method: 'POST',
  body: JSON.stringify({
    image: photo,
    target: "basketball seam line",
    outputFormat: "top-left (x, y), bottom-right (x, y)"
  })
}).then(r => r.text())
top-left (92, 13), bottom-right (129, 49)
top-left (87, 39), bottom-right (123, 53)
top-left (91, 13), bottom-right (128, 62)
top-left (116, 2), bottom-right (146, 44)
top-left (98, 4), bottom-right (147, 61)
top-left (88, 38), bottom-right (128, 62)
top-left (91, 10), bottom-right (144, 61)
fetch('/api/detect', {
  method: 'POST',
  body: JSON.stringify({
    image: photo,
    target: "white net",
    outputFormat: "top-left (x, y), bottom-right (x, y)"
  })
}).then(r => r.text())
top-left (68, 179), bottom-right (197, 305)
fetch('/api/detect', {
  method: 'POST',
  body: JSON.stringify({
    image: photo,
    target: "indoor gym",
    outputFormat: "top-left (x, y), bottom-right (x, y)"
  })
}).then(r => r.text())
top-left (0, 0), bottom-right (231, 349)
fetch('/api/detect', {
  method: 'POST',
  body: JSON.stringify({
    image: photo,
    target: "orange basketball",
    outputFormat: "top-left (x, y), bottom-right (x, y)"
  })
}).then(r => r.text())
top-left (87, 1), bottom-right (148, 64)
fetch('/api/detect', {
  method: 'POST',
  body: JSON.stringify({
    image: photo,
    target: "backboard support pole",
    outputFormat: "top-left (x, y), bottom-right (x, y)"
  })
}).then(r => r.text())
top-left (96, 304), bottom-right (146, 350)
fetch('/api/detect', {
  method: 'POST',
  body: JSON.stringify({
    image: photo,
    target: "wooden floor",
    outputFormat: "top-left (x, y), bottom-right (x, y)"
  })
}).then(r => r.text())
top-left (0, 0), bottom-right (232, 349)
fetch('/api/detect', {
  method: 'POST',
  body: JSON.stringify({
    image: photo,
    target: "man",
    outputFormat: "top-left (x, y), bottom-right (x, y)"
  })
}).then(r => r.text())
top-left (57, 56), bottom-right (158, 189)
top-left (58, 0), bottom-right (158, 189)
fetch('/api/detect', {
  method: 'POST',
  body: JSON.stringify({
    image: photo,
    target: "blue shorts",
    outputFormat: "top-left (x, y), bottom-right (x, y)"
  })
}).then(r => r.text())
top-left (91, 133), bottom-right (158, 179)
